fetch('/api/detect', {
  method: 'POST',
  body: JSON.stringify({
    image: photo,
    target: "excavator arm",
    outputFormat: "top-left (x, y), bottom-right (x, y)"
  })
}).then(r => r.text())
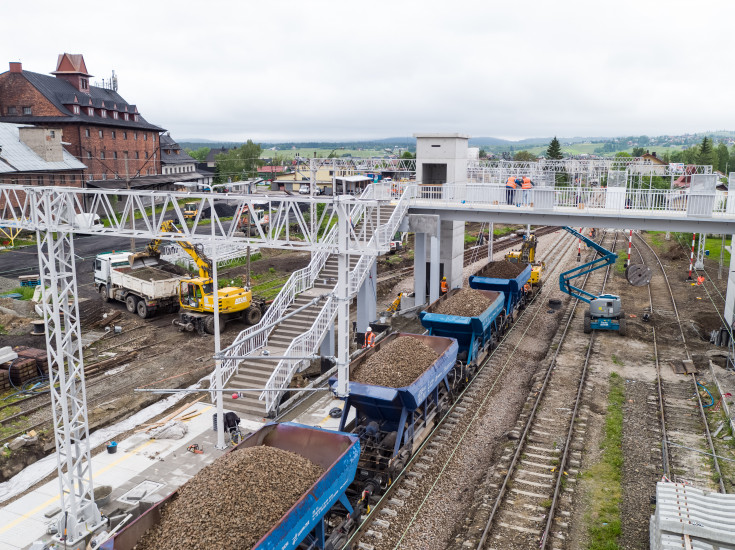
top-left (558, 227), bottom-right (617, 304)
top-left (130, 219), bottom-right (213, 279)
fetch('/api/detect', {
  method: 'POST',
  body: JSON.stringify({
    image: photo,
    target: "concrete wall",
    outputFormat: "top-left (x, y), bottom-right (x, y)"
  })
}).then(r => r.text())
top-left (19, 127), bottom-right (63, 162)
top-left (414, 133), bottom-right (469, 185)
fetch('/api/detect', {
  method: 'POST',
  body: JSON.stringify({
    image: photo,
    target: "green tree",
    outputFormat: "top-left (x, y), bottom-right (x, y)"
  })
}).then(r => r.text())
top-left (546, 137), bottom-right (563, 160)
top-left (716, 142), bottom-right (729, 173)
top-left (479, 148), bottom-right (488, 159)
top-left (698, 136), bottom-right (714, 166)
top-left (400, 151), bottom-right (415, 159)
top-left (187, 147), bottom-right (210, 162)
top-left (615, 151), bottom-right (632, 158)
top-left (632, 147), bottom-right (645, 157)
top-left (214, 140), bottom-right (263, 183)
top-left (514, 150), bottom-right (537, 161)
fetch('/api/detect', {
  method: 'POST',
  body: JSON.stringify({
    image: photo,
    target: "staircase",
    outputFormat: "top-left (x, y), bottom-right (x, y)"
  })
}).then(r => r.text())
top-left (217, 184), bottom-right (414, 418)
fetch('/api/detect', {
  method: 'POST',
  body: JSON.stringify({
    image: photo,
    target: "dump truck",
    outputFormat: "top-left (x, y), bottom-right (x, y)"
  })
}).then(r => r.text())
top-left (94, 252), bottom-right (184, 318)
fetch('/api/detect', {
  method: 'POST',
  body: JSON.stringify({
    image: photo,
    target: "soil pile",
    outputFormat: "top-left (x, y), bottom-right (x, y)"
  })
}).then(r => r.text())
top-left (435, 289), bottom-right (492, 317)
top-left (475, 261), bottom-right (527, 279)
top-left (352, 336), bottom-right (439, 387)
top-left (135, 446), bottom-right (324, 550)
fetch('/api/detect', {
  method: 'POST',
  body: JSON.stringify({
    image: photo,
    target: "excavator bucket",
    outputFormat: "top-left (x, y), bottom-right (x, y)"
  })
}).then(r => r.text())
top-left (128, 251), bottom-right (160, 269)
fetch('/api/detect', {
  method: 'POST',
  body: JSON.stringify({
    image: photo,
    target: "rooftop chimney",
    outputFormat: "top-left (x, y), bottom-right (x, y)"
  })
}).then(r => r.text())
top-left (9, 62), bottom-right (22, 73)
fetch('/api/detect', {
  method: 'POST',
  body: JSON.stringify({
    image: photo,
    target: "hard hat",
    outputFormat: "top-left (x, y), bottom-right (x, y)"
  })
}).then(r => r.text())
top-left (366, 327), bottom-right (373, 332)
top-left (442, 276), bottom-right (446, 280)
top-left (232, 393), bottom-right (239, 399)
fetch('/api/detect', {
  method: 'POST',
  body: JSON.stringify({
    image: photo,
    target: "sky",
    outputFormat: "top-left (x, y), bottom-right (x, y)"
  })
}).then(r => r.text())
top-left (1, 0), bottom-right (733, 142)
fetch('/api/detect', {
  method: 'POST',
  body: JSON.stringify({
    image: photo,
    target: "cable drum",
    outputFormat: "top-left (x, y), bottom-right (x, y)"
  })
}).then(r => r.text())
top-left (626, 263), bottom-right (653, 286)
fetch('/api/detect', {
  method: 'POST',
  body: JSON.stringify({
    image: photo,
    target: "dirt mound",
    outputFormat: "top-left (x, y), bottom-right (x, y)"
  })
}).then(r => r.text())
top-left (662, 244), bottom-right (688, 262)
top-left (200, 203), bottom-right (238, 218)
top-left (135, 445), bottom-right (324, 550)
top-left (435, 289), bottom-right (493, 317)
top-left (352, 336), bottom-right (439, 387)
top-left (474, 261), bottom-right (528, 279)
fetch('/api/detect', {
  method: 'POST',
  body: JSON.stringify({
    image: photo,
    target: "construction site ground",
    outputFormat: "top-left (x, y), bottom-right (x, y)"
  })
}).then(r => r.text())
top-left (1, 228), bottom-right (734, 550)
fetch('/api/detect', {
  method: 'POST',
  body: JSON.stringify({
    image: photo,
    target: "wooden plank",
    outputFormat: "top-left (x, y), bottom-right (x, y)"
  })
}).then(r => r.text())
top-left (670, 360), bottom-right (686, 374)
top-left (682, 360), bottom-right (697, 374)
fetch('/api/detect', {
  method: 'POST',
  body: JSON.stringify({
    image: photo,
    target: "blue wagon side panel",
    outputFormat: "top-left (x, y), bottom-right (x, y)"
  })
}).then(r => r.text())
top-left (469, 262), bottom-right (531, 313)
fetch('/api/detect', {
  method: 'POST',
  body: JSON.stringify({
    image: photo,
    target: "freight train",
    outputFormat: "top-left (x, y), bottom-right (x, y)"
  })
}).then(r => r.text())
top-left (107, 261), bottom-right (533, 550)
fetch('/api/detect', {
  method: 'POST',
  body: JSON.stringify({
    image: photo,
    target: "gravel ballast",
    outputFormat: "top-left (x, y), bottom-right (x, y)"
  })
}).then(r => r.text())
top-left (352, 336), bottom-right (439, 387)
top-left (434, 289), bottom-right (492, 317)
top-left (474, 260), bottom-right (528, 279)
top-left (135, 446), bottom-right (324, 550)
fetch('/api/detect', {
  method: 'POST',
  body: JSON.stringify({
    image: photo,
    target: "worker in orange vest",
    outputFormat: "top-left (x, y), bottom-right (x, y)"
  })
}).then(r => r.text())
top-left (440, 276), bottom-right (448, 295)
top-left (696, 275), bottom-right (705, 286)
top-left (521, 177), bottom-right (534, 206)
top-left (363, 326), bottom-right (376, 348)
top-left (505, 176), bottom-right (518, 205)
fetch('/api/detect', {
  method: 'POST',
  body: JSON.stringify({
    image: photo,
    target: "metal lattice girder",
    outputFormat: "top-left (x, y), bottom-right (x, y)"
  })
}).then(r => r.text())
top-left (695, 232), bottom-right (706, 269)
top-left (34, 191), bottom-right (101, 543)
top-left (309, 157), bottom-right (417, 176)
top-left (0, 185), bottom-right (392, 254)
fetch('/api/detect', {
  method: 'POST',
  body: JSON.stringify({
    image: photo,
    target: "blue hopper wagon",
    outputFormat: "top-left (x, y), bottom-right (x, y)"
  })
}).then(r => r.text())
top-left (419, 288), bottom-right (505, 368)
top-left (468, 260), bottom-right (533, 317)
top-left (330, 332), bottom-right (458, 491)
top-left (104, 422), bottom-right (360, 550)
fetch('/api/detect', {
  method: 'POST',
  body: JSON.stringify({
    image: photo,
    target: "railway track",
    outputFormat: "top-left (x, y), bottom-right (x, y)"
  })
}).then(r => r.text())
top-left (633, 233), bottom-right (728, 493)
top-left (347, 228), bottom-right (581, 550)
top-left (462, 225), bottom-right (561, 267)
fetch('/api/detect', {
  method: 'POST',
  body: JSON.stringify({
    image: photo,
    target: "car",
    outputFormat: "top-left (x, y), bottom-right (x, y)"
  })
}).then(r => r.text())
top-left (299, 185), bottom-right (322, 195)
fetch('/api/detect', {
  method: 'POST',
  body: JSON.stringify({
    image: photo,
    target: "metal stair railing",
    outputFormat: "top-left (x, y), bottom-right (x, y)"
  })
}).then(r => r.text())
top-left (260, 184), bottom-right (416, 413)
top-left (209, 186), bottom-right (374, 394)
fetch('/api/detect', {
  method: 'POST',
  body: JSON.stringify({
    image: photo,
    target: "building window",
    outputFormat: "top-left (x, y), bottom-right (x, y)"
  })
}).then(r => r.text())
top-left (113, 111), bottom-right (118, 119)
top-left (113, 151), bottom-right (118, 159)
top-left (145, 152), bottom-right (149, 159)
top-left (81, 78), bottom-right (88, 90)
top-left (100, 110), bottom-right (107, 118)
top-left (49, 130), bottom-right (55, 138)
top-left (85, 128), bottom-right (90, 137)
top-left (98, 130), bottom-right (103, 138)
top-left (6, 106), bottom-right (16, 115)
top-left (111, 130), bottom-right (116, 139)
top-left (72, 105), bottom-right (80, 114)
top-left (134, 132), bottom-right (138, 140)
top-left (152, 134), bottom-right (156, 142)
top-left (49, 175), bottom-right (55, 185)
top-left (124, 113), bottom-right (129, 121)
top-left (37, 176), bottom-right (43, 185)
top-left (25, 176), bottom-right (31, 185)
top-left (134, 114), bottom-right (139, 122)
top-left (100, 151), bottom-right (105, 160)
top-left (23, 107), bottom-right (31, 115)
top-left (123, 131), bottom-right (127, 140)
top-left (135, 152), bottom-right (139, 159)
top-left (60, 175), bottom-right (65, 184)
top-left (70, 174), bottom-right (76, 183)
top-left (101, 173), bottom-right (106, 180)
top-left (88, 107), bottom-right (94, 116)
top-left (144, 133), bottom-right (147, 141)
top-left (87, 152), bottom-right (92, 159)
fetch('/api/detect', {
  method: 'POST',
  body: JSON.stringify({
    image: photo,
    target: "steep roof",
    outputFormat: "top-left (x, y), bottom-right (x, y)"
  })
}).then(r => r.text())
top-left (51, 53), bottom-right (91, 76)
top-left (160, 134), bottom-right (196, 165)
top-left (0, 70), bottom-right (164, 132)
top-left (0, 122), bottom-right (86, 174)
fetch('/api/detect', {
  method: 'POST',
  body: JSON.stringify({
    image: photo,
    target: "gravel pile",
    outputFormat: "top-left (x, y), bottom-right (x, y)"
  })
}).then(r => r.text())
top-left (352, 336), bottom-right (439, 387)
top-left (434, 289), bottom-right (492, 317)
top-left (475, 261), bottom-right (528, 279)
top-left (128, 267), bottom-right (176, 281)
top-left (135, 446), bottom-right (324, 550)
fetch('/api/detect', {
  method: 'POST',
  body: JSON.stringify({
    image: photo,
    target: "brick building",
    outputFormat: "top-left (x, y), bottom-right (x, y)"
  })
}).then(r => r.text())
top-left (0, 53), bottom-right (164, 184)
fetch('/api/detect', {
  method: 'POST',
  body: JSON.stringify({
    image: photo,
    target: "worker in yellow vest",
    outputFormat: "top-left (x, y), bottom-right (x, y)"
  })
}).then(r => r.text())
top-left (521, 177), bottom-right (534, 206)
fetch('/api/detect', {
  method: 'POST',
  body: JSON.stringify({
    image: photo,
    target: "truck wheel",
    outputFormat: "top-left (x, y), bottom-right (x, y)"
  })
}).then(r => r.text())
top-left (583, 310), bottom-right (592, 334)
top-left (137, 300), bottom-right (150, 319)
top-left (618, 318), bottom-right (627, 336)
top-left (245, 306), bottom-right (262, 325)
top-left (204, 316), bottom-right (225, 335)
top-left (125, 295), bottom-right (138, 313)
top-left (99, 285), bottom-right (110, 303)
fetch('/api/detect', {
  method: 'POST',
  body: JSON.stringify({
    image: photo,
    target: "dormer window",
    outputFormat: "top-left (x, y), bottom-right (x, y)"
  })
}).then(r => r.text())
top-left (134, 114), bottom-right (139, 122)
top-left (112, 111), bottom-right (118, 119)
top-left (87, 107), bottom-right (94, 116)
top-left (124, 113), bottom-right (129, 121)
top-left (100, 110), bottom-right (107, 118)
top-left (72, 105), bottom-right (80, 114)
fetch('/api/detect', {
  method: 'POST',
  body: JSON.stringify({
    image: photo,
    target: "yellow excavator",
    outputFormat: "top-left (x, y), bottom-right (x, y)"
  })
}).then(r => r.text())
top-left (130, 220), bottom-right (265, 334)
top-left (505, 233), bottom-right (545, 287)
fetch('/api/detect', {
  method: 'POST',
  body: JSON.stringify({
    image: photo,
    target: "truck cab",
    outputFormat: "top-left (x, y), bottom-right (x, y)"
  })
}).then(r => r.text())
top-left (94, 252), bottom-right (130, 287)
top-left (183, 202), bottom-right (198, 219)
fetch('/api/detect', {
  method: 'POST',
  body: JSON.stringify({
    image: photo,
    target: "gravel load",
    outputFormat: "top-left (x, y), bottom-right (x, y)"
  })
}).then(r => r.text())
top-left (135, 446), bottom-right (324, 550)
top-left (474, 260), bottom-right (528, 279)
top-left (127, 267), bottom-right (177, 281)
top-left (434, 289), bottom-right (493, 317)
top-left (352, 336), bottom-right (439, 388)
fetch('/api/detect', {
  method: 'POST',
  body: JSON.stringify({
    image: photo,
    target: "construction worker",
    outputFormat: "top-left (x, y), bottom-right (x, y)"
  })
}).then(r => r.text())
top-left (505, 176), bottom-right (517, 205)
top-left (521, 177), bottom-right (534, 206)
top-left (440, 276), bottom-right (448, 295)
top-left (696, 275), bottom-right (705, 286)
top-left (363, 326), bottom-right (376, 348)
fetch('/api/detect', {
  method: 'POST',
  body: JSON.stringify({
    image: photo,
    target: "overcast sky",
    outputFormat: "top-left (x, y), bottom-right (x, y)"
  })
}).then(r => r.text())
top-left (2, 0), bottom-right (732, 142)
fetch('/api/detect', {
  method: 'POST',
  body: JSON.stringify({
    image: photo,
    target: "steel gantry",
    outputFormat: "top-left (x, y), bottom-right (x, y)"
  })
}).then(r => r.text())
top-left (0, 183), bottom-right (393, 548)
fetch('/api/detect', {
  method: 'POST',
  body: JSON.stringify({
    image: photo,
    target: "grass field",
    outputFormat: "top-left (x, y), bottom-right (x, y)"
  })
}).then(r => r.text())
top-left (497, 142), bottom-right (688, 158)
top-left (260, 148), bottom-right (389, 160)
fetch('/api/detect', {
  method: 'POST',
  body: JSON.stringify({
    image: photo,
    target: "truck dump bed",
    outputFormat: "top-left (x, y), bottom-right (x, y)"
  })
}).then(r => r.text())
top-left (104, 423), bottom-right (360, 550)
top-left (110, 266), bottom-right (182, 299)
